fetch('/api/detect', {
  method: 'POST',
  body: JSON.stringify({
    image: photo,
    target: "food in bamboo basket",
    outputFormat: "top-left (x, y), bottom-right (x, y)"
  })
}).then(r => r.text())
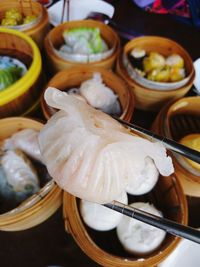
top-left (1, 8), bottom-right (37, 28)
top-left (37, 87), bottom-right (188, 266)
top-left (56, 27), bottom-right (114, 63)
top-left (44, 20), bottom-right (120, 73)
top-left (39, 87), bottom-right (173, 204)
top-left (117, 36), bottom-right (194, 111)
top-left (0, 127), bottom-right (51, 214)
top-left (68, 72), bottom-right (121, 116)
top-left (151, 96), bottom-right (200, 197)
top-left (63, 170), bottom-right (187, 267)
top-left (80, 191), bottom-right (128, 231)
top-left (0, 1), bottom-right (50, 48)
top-left (116, 202), bottom-right (166, 255)
top-left (0, 28), bottom-right (43, 118)
top-left (0, 117), bottom-right (62, 231)
top-left (41, 66), bottom-right (134, 122)
top-left (0, 56), bottom-right (27, 91)
top-left (179, 134), bottom-right (200, 171)
top-left (128, 48), bottom-right (187, 86)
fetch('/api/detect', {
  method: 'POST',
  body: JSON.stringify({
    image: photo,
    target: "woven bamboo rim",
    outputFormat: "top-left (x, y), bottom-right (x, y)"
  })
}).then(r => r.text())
top-left (152, 97), bottom-right (200, 197)
top-left (63, 145), bottom-right (188, 266)
top-left (0, 117), bottom-right (62, 231)
top-left (40, 66), bottom-right (134, 122)
top-left (0, 1), bottom-right (50, 48)
top-left (44, 19), bottom-right (120, 74)
top-left (116, 36), bottom-right (194, 111)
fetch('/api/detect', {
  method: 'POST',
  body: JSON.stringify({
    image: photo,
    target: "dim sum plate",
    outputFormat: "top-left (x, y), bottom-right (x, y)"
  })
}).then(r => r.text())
top-left (48, 0), bottom-right (115, 26)
top-left (158, 230), bottom-right (200, 267)
top-left (122, 53), bottom-right (190, 91)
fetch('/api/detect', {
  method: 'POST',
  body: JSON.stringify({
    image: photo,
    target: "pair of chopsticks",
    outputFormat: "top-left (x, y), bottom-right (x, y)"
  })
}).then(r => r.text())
top-left (105, 118), bottom-right (200, 244)
top-left (116, 117), bottom-right (200, 164)
top-left (104, 201), bottom-right (200, 244)
top-left (61, 0), bottom-right (70, 23)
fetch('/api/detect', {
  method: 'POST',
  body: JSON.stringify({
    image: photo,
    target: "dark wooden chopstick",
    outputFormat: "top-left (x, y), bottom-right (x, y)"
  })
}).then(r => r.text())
top-left (104, 201), bottom-right (200, 244)
top-left (115, 117), bottom-right (200, 164)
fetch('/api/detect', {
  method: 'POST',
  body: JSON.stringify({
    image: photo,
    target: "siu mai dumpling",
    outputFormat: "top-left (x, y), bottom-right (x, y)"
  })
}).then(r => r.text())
top-left (38, 87), bottom-right (174, 204)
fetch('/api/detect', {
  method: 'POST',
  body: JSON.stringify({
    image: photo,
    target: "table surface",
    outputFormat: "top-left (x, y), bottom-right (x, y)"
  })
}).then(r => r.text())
top-left (0, 1), bottom-right (200, 267)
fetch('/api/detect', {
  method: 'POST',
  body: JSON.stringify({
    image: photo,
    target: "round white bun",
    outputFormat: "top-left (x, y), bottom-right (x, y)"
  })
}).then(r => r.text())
top-left (116, 202), bottom-right (166, 255)
top-left (125, 157), bottom-right (159, 195)
top-left (80, 191), bottom-right (128, 231)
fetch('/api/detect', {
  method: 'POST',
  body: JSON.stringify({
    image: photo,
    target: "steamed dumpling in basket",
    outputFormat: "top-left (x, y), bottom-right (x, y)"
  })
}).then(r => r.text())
top-left (57, 27), bottom-right (114, 63)
top-left (0, 149), bottom-right (40, 212)
top-left (38, 87), bottom-right (174, 204)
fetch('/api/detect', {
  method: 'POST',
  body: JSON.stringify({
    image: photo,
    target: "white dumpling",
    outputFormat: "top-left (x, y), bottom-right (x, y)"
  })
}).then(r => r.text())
top-left (1, 150), bottom-right (40, 193)
top-left (125, 157), bottom-right (159, 195)
top-left (3, 129), bottom-right (42, 162)
top-left (79, 73), bottom-right (118, 114)
top-left (116, 202), bottom-right (166, 255)
top-left (38, 87), bottom-right (174, 204)
top-left (80, 191), bottom-right (128, 231)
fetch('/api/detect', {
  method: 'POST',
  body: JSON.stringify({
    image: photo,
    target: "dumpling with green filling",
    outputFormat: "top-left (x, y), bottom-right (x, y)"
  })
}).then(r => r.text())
top-left (62, 27), bottom-right (108, 55)
top-left (0, 56), bottom-right (27, 91)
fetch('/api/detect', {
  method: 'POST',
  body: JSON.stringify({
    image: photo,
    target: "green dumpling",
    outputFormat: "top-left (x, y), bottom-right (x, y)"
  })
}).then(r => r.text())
top-left (0, 67), bottom-right (23, 91)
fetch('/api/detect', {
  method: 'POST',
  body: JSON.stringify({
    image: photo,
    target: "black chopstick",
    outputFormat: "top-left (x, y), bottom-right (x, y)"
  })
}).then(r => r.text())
top-left (115, 117), bottom-right (200, 164)
top-left (104, 201), bottom-right (200, 244)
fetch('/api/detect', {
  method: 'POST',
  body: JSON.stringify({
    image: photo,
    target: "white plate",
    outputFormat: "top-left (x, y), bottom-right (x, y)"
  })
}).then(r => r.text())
top-left (158, 232), bottom-right (200, 267)
top-left (194, 58), bottom-right (200, 95)
top-left (48, 0), bottom-right (115, 26)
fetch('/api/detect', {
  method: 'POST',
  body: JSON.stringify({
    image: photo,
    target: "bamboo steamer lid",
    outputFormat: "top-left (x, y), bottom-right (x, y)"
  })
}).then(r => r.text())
top-left (44, 19), bottom-right (120, 74)
top-left (0, 28), bottom-right (43, 118)
top-left (40, 66), bottom-right (134, 122)
top-left (116, 36), bottom-right (194, 111)
top-left (0, 117), bottom-right (62, 231)
top-left (151, 96), bottom-right (200, 197)
top-left (0, 1), bottom-right (50, 49)
top-left (63, 147), bottom-right (188, 266)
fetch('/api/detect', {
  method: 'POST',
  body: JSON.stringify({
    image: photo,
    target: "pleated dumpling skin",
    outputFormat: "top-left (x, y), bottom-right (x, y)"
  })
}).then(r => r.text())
top-left (38, 87), bottom-right (174, 204)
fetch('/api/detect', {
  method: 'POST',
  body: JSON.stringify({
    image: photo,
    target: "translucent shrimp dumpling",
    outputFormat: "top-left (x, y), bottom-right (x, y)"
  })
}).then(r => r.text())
top-left (38, 87), bottom-right (174, 204)
top-left (3, 129), bottom-right (42, 162)
top-left (79, 73), bottom-right (120, 114)
top-left (0, 149), bottom-right (40, 211)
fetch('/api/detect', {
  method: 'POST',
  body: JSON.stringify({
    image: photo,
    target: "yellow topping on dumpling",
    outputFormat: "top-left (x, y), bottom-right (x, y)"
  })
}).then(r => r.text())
top-left (5, 8), bottom-right (22, 23)
top-left (179, 134), bottom-right (200, 170)
top-left (143, 52), bottom-right (166, 73)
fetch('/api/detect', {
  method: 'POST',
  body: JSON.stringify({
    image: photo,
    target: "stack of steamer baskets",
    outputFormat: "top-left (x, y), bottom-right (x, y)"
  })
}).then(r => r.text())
top-left (0, 1), bottom-right (197, 266)
top-left (0, 0), bottom-right (62, 231)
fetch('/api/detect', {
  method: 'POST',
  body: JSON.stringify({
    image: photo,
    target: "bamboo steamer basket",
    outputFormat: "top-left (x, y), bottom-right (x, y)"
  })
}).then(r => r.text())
top-left (63, 170), bottom-right (188, 267)
top-left (0, 1), bottom-right (50, 49)
top-left (116, 36), bottom-right (194, 111)
top-left (44, 20), bottom-right (120, 74)
top-left (0, 28), bottom-right (43, 118)
top-left (152, 96), bottom-right (200, 197)
top-left (0, 117), bottom-right (62, 231)
top-left (40, 66), bottom-right (134, 122)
